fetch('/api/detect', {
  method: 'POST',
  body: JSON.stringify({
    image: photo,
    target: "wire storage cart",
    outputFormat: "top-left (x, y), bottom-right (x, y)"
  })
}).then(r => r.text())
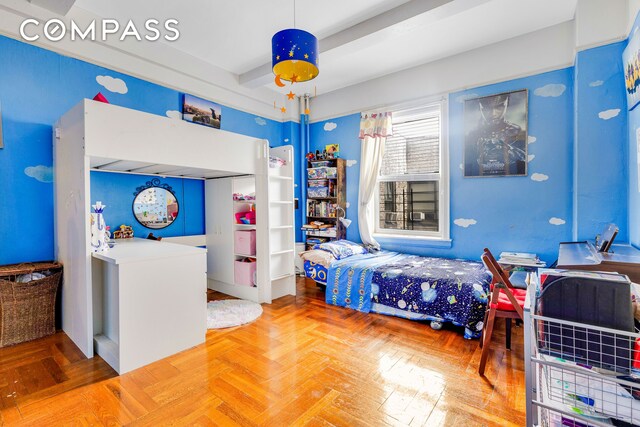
top-left (525, 278), bottom-right (640, 427)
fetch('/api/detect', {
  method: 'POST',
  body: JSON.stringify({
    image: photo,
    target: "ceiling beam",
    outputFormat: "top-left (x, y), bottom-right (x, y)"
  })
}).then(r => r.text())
top-left (28, 0), bottom-right (76, 15)
top-left (239, 0), bottom-right (489, 88)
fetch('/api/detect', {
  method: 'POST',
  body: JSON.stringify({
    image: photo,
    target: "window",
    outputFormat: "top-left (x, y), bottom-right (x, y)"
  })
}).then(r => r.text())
top-left (375, 102), bottom-right (449, 239)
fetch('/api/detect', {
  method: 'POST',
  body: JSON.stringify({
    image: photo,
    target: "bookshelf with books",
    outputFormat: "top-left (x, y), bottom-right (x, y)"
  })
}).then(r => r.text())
top-left (304, 158), bottom-right (346, 250)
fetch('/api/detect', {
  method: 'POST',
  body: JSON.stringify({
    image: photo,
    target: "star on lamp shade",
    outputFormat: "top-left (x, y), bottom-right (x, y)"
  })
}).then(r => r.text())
top-left (272, 29), bottom-right (319, 83)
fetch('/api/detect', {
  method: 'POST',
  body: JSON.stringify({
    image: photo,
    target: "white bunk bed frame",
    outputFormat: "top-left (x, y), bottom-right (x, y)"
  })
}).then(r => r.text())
top-left (54, 99), bottom-right (295, 358)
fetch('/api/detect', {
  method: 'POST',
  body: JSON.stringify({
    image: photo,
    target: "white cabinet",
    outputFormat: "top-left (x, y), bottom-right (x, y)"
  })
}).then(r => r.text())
top-left (206, 178), bottom-right (234, 285)
top-left (92, 239), bottom-right (207, 374)
top-left (205, 146), bottom-right (296, 303)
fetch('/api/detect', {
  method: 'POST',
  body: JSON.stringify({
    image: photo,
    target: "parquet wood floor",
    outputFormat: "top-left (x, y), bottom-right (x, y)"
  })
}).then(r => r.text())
top-left (0, 277), bottom-right (525, 426)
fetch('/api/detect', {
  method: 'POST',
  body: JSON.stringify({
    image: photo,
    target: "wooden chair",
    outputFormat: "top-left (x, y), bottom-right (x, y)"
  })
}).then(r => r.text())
top-left (478, 248), bottom-right (527, 376)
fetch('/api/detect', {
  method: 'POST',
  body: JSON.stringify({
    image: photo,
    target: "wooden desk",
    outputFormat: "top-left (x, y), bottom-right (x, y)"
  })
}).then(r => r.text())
top-left (92, 239), bottom-right (207, 374)
top-left (557, 241), bottom-right (640, 283)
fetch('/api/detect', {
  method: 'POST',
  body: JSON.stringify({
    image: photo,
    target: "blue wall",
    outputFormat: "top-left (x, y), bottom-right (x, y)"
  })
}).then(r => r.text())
top-left (628, 14), bottom-right (640, 249)
top-left (1, 28), bottom-right (635, 265)
top-left (446, 69), bottom-right (575, 263)
top-left (90, 172), bottom-right (205, 238)
top-left (0, 35), bottom-right (296, 265)
top-left (310, 69), bottom-right (575, 263)
top-left (309, 61), bottom-right (631, 264)
top-left (574, 42), bottom-right (628, 242)
top-left (309, 114), bottom-right (362, 243)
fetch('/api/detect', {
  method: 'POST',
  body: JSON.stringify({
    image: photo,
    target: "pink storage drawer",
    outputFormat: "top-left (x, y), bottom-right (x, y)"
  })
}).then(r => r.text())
top-left (234, 259), bottom-right (257, 287)
top-left (235, 230), bottom-right (256, 255)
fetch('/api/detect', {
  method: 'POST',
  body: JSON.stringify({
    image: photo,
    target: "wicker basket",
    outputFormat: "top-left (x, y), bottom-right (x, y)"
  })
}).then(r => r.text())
top-left (0, 262), bottom-right (62, 348)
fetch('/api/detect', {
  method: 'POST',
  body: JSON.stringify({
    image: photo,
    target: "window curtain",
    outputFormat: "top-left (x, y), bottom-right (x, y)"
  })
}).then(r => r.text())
top-left (358, 112), bottom-right (392, 250)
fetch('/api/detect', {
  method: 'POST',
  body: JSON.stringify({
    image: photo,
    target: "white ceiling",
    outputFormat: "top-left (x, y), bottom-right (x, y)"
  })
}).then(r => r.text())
top-left (73, 0), bottom-right (413, 74)
top-left (72, 0), bottom-right (577, 96)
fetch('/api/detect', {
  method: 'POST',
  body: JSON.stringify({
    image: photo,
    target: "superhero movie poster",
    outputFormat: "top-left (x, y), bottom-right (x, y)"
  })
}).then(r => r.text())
top-left (463, 89), bottom-right (528, 177)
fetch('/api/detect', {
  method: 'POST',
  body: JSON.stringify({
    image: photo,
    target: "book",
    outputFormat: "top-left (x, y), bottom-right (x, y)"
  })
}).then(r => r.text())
top-left (500, 252), bottom-right (538, 261)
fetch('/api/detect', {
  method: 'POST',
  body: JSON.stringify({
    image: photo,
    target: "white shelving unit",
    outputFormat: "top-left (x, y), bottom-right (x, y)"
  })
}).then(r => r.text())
top-left (268, 146), bottom-right (296, 300)
top-left (206, 146), bottom-right (296, 303)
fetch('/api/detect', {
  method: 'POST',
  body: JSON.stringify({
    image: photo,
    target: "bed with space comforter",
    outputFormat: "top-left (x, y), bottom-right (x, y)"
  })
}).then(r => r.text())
top-left (301, 241), bottom-right (491, 339)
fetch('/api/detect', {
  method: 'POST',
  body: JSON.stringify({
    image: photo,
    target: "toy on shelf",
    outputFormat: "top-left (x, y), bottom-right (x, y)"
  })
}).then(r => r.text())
top-left (113, 224), bottom-right (134, 239)
top-left (306, 148), bottom-right (339, 161)
top-left (233, 192), bottom-right (256, 201)
top-left (235, 211), bottom-right (256, 225)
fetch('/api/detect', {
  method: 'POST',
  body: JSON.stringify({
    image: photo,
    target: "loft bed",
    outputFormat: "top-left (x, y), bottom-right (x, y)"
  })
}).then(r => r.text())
top-left (54, 99), bottom-right (295, 360)
top-left (301, 241), bottom-right (491, 339)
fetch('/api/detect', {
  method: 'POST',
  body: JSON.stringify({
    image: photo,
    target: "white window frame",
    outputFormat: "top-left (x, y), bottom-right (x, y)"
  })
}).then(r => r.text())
top-left (373, 99), bottom-right (450, 242)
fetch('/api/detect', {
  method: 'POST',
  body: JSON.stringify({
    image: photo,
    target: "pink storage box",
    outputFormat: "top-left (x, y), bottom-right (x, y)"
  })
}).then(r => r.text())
top-left (234, 259), bottom-right (257, 286)
top-left (235, 230), bottom-right (256, 255)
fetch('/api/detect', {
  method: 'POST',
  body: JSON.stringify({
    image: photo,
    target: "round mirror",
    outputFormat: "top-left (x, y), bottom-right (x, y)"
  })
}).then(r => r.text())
top-left (133, 185), bottom-right (179, 229)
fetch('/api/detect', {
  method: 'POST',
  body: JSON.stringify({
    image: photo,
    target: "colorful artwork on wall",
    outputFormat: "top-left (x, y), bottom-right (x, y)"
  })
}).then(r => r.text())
top-left (624, 31), bottom-right (640, 111)
top-left (182, 94), bottom-right (222, 129)
top-left (463, 89), bottom-right (528, 177)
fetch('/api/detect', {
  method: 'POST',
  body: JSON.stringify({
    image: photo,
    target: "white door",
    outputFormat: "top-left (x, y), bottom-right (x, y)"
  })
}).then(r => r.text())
top-left (205, 178), bottom-right (234, 284)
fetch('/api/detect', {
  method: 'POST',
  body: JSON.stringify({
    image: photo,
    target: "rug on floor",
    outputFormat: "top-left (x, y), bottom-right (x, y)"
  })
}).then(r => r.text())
top-left (207, 299), bottom-right (263, 329)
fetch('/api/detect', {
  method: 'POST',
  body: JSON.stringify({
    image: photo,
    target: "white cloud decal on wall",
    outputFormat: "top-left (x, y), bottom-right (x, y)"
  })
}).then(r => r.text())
top-left (528, 136), bottom-right (537, 144)
top-left (454, 218), bottom-right (477, 228)
top-left (455, 93), bottom-right (479, 103)
top-left (346, 160), bottom-right (357, 167)
top-left (284, 138), bottom-right (289, 142)
top-left (345, 202), bottom-right (351, 208)
top-left (528, 154), bottom-right (535, 162)
top-left (598, 109), bottom-right (620, 120)
top-left (324, 122), bottom-right (337, 131)
top-left (549, 217), bottom-right (566, 225)
top-left (589, 80), bottom-right (604, 87)
top-left (533, 84), bottom-right (566, 97)
top-left (96, 75), bottom-right (128, 94)
top-left (531, 173), bottom-right (549, 182)
top-left (459, 163), bottom-right (463, 170)
top-left (166, 110), bottom-right (181, 120)
top-left (24, 165), bottom-right (53, 183)
top-left (255, 117), bottom-right (267, 126)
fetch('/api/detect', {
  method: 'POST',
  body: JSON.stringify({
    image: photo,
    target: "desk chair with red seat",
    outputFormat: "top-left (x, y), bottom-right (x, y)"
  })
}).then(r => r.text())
top-left (478, 248), bottom-right (527, 376)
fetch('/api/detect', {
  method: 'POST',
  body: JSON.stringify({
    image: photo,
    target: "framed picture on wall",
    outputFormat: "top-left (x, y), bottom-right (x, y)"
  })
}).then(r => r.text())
top-left (182, 94), bottom-right (222, 129)
top-left (624, 31), bottom-right (640, 111)
top-left (463, 89), bottom-right (528, 177)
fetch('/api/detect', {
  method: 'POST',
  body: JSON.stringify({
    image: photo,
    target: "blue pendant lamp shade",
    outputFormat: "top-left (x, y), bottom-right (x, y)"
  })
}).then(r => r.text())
top-left (272, 29), bottom-right (319, 83)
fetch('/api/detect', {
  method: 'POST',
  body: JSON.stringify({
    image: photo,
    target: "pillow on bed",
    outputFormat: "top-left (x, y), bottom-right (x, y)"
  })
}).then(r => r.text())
top-left (317, 240), bottom-right (367, 260)
top-left (299, 249), bottom-right (336, 268)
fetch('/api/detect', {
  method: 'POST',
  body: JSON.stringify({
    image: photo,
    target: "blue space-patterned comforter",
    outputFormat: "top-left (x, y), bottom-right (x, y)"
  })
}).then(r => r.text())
top-left (324, 251), bottom-right (491, 339)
